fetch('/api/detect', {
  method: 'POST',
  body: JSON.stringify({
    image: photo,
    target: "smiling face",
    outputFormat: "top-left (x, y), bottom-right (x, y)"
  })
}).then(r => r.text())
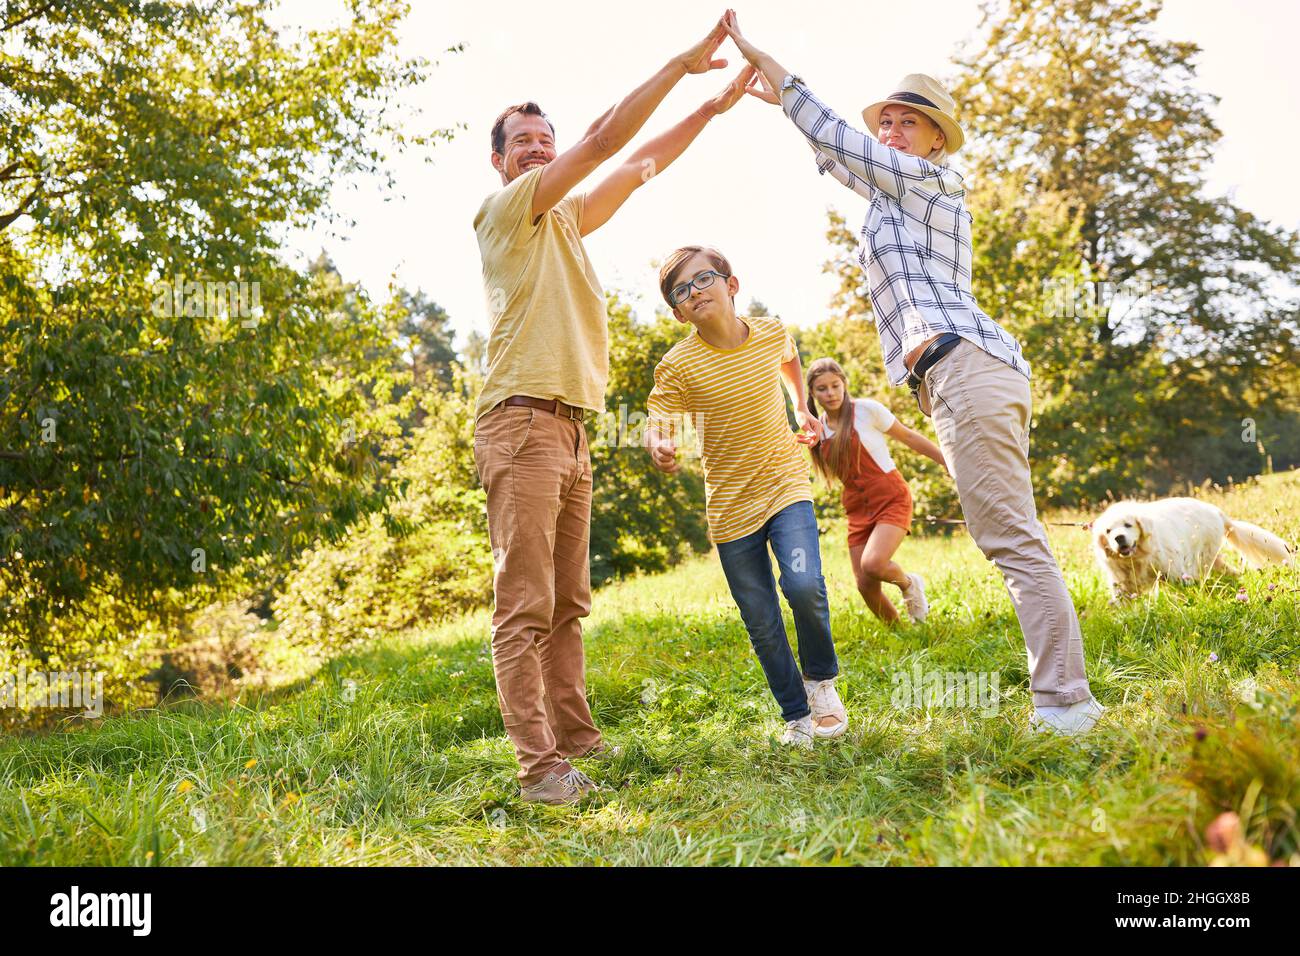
top-left (810, 371), bottom-right (846, 412)
top-left (492, 111), bottom-right (556, 184)
top-left (1099, 512), bottom-right (1146, 558)
top-left (877, 104), bottom-right (945, 158)
top-left (665, 251), bottom-right (740, 325)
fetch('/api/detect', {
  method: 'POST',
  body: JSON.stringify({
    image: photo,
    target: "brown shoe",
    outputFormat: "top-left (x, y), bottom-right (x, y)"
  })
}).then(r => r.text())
top-left (519, 764), bottom-right (600, 805)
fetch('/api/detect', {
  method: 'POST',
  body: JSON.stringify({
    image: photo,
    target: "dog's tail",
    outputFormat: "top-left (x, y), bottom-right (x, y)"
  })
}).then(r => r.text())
top-left (1225, 519), bottom-right (1295, 570)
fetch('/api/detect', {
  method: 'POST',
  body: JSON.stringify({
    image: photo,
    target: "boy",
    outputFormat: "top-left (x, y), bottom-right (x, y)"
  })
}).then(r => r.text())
top-left (643, 245), bottom-right (846, 746)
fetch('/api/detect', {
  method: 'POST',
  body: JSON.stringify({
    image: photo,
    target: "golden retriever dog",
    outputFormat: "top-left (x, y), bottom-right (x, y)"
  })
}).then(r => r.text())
top-left (1092, 497), bottom-right (1294, 601)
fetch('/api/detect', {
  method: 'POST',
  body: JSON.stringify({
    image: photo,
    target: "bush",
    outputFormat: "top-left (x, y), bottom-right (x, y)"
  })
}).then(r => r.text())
top-left (272, 371), bottom-right (492, 653)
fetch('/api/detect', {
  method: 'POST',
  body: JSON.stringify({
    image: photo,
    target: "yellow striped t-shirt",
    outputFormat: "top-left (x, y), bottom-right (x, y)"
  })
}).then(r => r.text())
top-left (646, 315), bottom-right (813, 544)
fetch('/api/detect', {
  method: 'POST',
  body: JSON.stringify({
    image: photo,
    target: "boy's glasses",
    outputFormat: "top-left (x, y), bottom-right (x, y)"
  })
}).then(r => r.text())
top-left (669, 270), bottom-right (730, 306)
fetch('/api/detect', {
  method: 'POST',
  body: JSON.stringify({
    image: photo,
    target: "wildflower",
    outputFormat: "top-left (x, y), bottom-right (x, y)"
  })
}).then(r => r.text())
top-left (245, 758), bottom-right (258, 769)
top-left (1206, 812), bottom-right (1240, 853)
top-left (1208, 652), bottom-right (1219, 663)
top-left (176, 780), bottom-right (194, 794)
top-left (1181, 573), bottom-right (1193, 582)
top-left (1235, 589), bottom-right (1249, 602)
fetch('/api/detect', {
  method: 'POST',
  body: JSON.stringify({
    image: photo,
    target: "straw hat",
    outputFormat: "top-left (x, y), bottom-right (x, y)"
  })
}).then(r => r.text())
top-left (862, 74), bottom-right (965, 154)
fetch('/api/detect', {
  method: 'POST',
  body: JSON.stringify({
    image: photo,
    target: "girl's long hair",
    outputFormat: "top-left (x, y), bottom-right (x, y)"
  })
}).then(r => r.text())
top-left (806, 358), bottom-right (856, 485)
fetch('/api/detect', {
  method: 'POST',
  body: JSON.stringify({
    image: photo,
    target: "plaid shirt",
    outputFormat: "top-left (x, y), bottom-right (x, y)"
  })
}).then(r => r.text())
top-left (780, 76), bottom-right (1031, 387)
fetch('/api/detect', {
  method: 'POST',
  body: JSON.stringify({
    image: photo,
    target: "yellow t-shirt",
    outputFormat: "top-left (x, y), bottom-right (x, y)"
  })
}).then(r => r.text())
top-left (646, 315), bottom-right (813, 544)
top-left (472, 166), bottom-right (608, 421)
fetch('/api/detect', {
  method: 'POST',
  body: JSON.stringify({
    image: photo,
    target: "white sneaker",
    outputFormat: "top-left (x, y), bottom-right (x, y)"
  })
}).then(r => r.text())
top-left (804, 678), bottom-right (848, 738)
top-left (779, 716), bottom-right (815, 748)
top-left (1030, 697), bottom-right (1106, 737)
top-left (901, 573), bottom-right (929, 622)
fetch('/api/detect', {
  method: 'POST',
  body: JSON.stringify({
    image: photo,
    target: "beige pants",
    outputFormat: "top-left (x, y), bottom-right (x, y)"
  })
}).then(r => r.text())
top-left (922, 340), bottom-right (1092, 706)
top-left (473, 403), bottom-right (603, 785)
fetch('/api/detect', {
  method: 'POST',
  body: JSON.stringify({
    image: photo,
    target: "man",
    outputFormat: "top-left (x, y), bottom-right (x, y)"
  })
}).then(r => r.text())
top-left (473, 14), bottom-right (753, 804)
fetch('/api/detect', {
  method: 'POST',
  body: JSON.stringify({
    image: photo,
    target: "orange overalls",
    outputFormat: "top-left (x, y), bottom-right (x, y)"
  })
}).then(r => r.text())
top-left (837, 422), bottom-right (913, 549)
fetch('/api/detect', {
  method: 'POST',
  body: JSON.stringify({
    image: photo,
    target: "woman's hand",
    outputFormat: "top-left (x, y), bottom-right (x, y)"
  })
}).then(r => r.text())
top-left (678, 16), bottom-right (730, 74)
top-left (720, 8), bottom-right (763, 67)
top-left (720, 9), bottom-right (791, 112)
top-left (704, 65), bottom-right (758, 115)
top-left (744, 70), bottom-right (781, 106)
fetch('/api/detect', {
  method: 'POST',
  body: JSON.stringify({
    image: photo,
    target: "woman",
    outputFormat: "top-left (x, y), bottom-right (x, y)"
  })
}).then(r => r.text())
top-left (721, 9), bottom-right (1103, 735)
top-left (807, 358), bottom-right (945, 627)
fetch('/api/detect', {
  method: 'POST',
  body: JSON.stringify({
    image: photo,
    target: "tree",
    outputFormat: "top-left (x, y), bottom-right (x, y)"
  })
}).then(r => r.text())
top-left (0, 0), bottom-right (448, 655)
top-left (395, 289), bottom-right (457, 393)
top-left (950, 0), bottom-right (1300, 500)
top-left (587, 292), bottom-right (711, 583)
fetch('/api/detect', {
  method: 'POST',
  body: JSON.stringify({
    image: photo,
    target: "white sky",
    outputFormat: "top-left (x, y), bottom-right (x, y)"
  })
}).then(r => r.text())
top-left (272, 0), bottom-right (1300, 349)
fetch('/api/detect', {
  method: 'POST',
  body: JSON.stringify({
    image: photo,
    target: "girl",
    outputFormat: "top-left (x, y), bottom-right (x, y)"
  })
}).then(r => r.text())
top-left (721, 9), bottom-right (1104, 735)
top-left (806, 358), bottom-right (946, 626)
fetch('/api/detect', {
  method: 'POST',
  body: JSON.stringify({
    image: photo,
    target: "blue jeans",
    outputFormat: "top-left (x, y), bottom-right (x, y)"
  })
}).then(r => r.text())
top-left (715, 500), bottom-right (839, 721)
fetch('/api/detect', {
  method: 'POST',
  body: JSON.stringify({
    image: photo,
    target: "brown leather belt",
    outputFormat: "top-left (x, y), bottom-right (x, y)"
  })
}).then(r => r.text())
top-left (500, 395), bottom-right (585, 421)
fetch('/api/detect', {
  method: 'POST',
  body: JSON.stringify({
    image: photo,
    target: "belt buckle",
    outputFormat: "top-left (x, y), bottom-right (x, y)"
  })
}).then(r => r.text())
top-left (564, 403), bottom-right (582, 421)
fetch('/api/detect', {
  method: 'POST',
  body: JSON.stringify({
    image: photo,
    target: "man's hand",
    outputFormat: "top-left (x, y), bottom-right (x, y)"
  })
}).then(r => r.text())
top-left (581, 63), bottom-right (754, 236)
top-left (704, 65), bottom-right (757, 116)
top-left (794, 409), bottom-right (825, 447)
top-left (744, 70), bottom-right (781, 107)
top-left (678, 16), bottom-right (730, 74)
top-left (648, 435), bottom-right (681, 474)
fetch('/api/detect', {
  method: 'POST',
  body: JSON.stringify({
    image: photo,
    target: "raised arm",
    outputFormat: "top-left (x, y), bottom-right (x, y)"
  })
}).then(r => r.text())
top-left (581, 66), bottom-right (755, 237)
top-left (745, 70), bottom-right (876, 201)
top-left (532, 16), bottom-right (729, 222)
top-left (811, 144), bottom-right (875, 200)
top-left (722, 8), bottom-right (934, 203)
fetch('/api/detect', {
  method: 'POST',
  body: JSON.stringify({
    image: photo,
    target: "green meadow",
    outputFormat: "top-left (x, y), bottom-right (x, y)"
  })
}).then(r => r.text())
top-left (1, 473), bottom-right (1296, 866)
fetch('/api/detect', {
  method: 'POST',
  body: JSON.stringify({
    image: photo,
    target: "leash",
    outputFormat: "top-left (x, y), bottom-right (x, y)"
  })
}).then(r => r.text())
top-left (922, 516), bottom-right (1093, 529)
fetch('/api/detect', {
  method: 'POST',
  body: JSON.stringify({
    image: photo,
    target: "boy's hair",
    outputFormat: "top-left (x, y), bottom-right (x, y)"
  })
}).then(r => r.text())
top-left (805, 357), bottom-right (856, 485)
top-left (491, 102), bottom-right (555, 155)
top-left (658, 245), bottom-right (733, 307)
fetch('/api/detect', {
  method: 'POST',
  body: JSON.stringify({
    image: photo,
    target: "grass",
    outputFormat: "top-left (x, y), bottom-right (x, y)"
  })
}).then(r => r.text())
top-left (1, 473), bottom-right (1298, 865)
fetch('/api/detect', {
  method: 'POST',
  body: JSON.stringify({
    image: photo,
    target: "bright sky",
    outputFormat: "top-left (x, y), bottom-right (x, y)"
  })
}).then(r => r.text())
top-left (273, 0), bottom-right (1300, 350)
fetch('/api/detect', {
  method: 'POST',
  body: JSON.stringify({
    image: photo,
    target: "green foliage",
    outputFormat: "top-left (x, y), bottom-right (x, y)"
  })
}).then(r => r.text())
top-left (272, 370), bottom-right (492, 653)
top-left (950, 0), bottom-right (1300, 504)
top-left (587, 293), bottom-right (711, 584)
top-left (814, 0), bottom-right (1300, 508)
top-left (0, 0), bottom-right (438, 654)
